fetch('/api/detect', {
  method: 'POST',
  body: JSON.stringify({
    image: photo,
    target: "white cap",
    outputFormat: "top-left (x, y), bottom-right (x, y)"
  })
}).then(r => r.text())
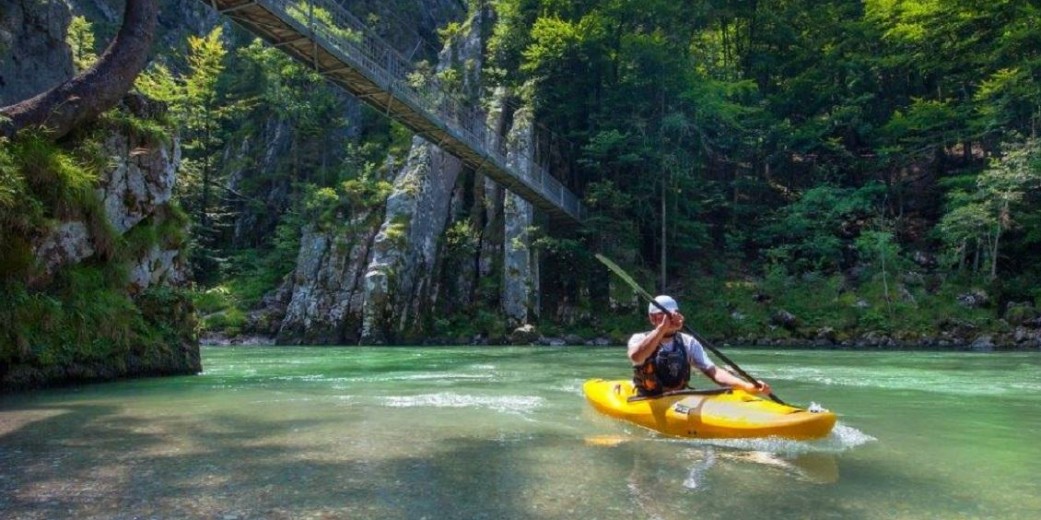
top-left (648, 295), bottom-right (679, 315)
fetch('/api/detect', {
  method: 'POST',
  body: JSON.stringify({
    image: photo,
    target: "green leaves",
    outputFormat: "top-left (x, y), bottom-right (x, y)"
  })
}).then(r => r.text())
top-left (234, 38), bottom-right (339, 135)
top-left (939, 137), bottom-right (1041, 278)
top-left (66, 16), bottom-right (97, 73)
top-left (761, 183), bottom-right (884, 274)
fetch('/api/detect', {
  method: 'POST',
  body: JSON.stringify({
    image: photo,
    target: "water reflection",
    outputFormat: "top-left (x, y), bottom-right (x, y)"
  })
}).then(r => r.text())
top-left (586, 435), bottom-right (841, 490)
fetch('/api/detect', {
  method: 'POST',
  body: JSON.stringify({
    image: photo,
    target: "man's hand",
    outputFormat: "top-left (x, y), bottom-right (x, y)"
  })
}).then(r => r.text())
top-left (664, 311), bottom-right (684, 335)
top-left (744, 380), bottom-right (771, 395)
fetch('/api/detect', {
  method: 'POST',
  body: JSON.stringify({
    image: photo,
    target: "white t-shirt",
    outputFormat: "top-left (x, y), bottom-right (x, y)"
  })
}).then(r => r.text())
top-left (627, 332), bottom-right (716, 372)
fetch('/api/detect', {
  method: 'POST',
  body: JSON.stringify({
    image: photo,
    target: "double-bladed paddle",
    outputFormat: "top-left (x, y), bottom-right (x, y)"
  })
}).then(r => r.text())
top-left (595, 253), bottom-right (787, 405)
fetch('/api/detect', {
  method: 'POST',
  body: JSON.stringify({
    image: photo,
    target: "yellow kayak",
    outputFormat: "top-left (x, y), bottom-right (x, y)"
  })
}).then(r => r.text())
top-left (583, 379), bottom-right (836, 440)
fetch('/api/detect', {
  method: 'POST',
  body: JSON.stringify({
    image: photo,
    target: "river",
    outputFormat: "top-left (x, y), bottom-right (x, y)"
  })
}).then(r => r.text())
top-left (1, 346), bottom-right (1039, 519)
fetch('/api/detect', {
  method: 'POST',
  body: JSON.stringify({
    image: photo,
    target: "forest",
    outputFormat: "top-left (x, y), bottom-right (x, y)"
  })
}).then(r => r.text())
top-left (3, 0), bottom-right (1041, 380)
top-left (485, 0), bottom-right (1041, 346)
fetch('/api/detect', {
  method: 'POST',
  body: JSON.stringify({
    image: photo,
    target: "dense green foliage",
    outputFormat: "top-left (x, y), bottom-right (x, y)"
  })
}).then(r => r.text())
top-left (481, 0), bottom-right (1041, 341)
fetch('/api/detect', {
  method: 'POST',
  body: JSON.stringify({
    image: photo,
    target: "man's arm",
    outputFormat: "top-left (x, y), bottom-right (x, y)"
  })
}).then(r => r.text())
top-left (628, 327), bottom-right (666, 365)
top-left (628, 313), bottom-right (683, 364)
top-left (704, 366), bottom-right (772, 395)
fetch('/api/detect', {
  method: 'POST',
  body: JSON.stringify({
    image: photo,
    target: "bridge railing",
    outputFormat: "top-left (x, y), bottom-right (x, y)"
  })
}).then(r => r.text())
top-left (258, 0), bottom-right (583, 220)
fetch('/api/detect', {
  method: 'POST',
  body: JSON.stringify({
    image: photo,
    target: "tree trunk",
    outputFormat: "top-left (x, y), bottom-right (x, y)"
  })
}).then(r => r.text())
top-left (973, 237), bottom-right (981, 273)
top-left (957, 239), bottom-right (966, 272)
top-left (201, 120), bottom-right (212, 228)
top-left (659, 170), bottom-right (667, 292)
top-left (0, 0), bottom-right (158, 141)
top-left (990, 227), bottom-right (1001, 280)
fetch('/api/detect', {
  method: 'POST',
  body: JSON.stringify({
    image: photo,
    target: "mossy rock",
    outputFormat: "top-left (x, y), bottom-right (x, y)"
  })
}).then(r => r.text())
top-left (1005, 302), bottom-right (1038, 326)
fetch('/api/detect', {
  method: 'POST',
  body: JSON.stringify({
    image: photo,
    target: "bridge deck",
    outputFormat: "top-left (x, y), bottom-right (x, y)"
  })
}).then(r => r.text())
top-left (202, 0), bottom-right (584, 222)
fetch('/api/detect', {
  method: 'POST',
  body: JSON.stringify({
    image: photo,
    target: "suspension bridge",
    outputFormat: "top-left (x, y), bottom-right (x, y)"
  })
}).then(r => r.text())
top-left (199, 0), bottom-right (584, 222)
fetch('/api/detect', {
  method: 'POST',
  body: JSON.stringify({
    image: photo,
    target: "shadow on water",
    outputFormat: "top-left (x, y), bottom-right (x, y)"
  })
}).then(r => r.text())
top-left (0, 400), bottom-right (984, 520)
top-left (0, 401), bottom-right (845, 520)
top-left (0, 401), bottom-right (555, 519)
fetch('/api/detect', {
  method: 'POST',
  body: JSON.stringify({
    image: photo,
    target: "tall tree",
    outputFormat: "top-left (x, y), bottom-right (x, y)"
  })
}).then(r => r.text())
top-left (939, 137), bottom-right (1041, 279)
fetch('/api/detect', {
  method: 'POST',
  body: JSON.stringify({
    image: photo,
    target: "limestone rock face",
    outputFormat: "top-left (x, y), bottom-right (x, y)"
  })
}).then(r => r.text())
top-left (96, 114), bottom-right (180, 234)
top-left (32, 222), bottom-right (94, 278)
top-left (71, 0), bottom-right (220, 48)
top-left (362, 139), bottom-right (464, 343)
top-left (71, 0), bottom-right (122, 23)
top-left (128, 244), bottom-right (187, 292)
top-left (0, 0), bottom-right (75, 106)
top-left (30, 95), bottom-right (187, 290)
top-left (359, 11), bottom-right (486, 343)
top-left (226, 116), bottom-right (294, 246)
top-left (278, 217), bottom-right (380, 344)
top-left (5, 94), bottom-right (197, 390)
top-left (222, 95), bottom-right (363, 249)
top-left (477, 88), bottom-right (506, 296)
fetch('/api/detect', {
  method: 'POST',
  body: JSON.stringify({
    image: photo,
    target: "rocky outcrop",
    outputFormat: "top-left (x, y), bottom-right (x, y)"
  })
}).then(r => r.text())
top-left (31, 222), bottom-right (95, 279)
top-left (97, 95), bottom-right (179, 228)
top-left (30, 94), bottom-right (187, 290)
top-left (222, 100), bottom-right (366, 249)
top-left (361, 139), bottom-right (464, 342)
top-left (474, 73), bottom-right (506, 307)
top-left (0, 0), bottom-right (75, 105)
top-left (277, 216), bottom-right (380, 344)
top-left (225, 116), bottom-right (294, 247)
top-left (360, 10), bottom-right (486, 343)
top-left (3, 94), bottom-right (198, 391)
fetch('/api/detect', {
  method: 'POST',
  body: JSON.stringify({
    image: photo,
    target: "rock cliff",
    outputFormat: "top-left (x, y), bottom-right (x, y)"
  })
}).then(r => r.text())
top-left (1, 94), bottom-right (200, 390)
top-left (272, 7), bottom-right (543, 344)
top-left (0, 0), bottom-right (75, 105)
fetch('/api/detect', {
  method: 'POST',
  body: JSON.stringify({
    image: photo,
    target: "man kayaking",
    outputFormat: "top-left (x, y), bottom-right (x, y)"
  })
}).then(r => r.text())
top-left (628, 295), bottom-right (772, 397)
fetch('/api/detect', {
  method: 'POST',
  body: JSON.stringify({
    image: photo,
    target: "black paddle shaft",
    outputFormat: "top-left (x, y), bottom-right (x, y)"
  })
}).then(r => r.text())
top-left (596, 254), bottom-right (787, 406)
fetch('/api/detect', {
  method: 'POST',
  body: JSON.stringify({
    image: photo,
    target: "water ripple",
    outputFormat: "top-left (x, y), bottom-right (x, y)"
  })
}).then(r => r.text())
top-left (381, 392), bottom-right (543, 414)
top-left (656, 422), bottom-right (876, 455)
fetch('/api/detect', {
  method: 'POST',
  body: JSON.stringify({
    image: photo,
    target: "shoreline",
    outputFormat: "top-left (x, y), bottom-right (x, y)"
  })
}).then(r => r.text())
top-left (200, 332), bottom-right (1041, 352)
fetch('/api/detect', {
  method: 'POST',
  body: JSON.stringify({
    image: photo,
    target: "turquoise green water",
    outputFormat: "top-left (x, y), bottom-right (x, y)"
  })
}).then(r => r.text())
top-left (1, 347), bottom-right (1039, 519)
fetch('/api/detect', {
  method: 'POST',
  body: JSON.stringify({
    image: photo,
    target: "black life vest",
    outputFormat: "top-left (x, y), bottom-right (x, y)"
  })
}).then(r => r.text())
top-left (633, 334), bottom-right (691, 396)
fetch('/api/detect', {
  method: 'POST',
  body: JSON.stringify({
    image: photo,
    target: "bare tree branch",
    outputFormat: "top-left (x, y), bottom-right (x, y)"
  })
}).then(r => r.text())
top-left (0, 0), bottom-right (158, 141)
